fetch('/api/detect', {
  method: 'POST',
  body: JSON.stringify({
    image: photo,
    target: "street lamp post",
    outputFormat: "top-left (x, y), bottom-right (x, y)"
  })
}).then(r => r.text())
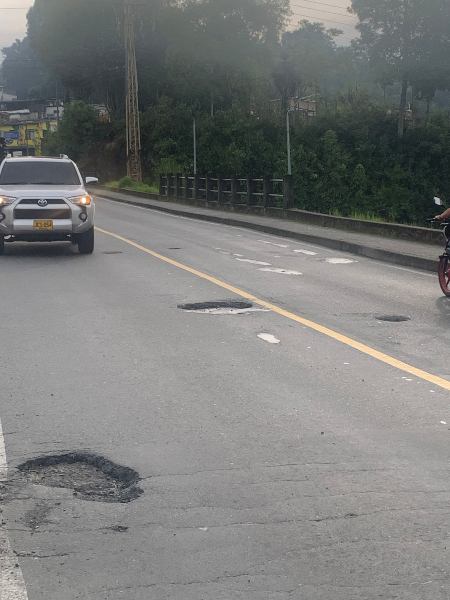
top-left (286, 94), bottom-right (318, 176)
top-left (193, 119), bottom-right (197, 175)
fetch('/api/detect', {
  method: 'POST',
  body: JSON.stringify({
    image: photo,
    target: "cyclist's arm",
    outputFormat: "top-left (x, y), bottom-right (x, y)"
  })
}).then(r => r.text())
top-left (435, 208), bottom-right (450, 220)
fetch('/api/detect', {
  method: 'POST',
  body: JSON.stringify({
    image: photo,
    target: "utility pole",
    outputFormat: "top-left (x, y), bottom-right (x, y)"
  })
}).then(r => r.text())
top-left (124, 0), bottom-right (142, 182)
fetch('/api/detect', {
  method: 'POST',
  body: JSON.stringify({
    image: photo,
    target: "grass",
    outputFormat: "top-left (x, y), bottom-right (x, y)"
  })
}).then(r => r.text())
top-left (106, 177), bottom-right (159, 194)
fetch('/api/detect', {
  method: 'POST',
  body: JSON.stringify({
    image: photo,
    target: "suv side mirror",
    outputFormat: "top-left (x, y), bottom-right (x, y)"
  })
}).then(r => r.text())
top-left (86, 177), bottom-right (99, 186)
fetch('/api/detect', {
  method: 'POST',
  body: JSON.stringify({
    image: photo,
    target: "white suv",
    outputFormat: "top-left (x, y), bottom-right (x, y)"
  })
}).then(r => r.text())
top-left (0, 156), bottom-right (96, 255)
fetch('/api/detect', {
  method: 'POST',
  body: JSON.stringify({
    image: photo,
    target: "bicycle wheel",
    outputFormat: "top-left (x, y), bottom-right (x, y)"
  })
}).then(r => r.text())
top-left (438, 256), bottom-right (450, 296)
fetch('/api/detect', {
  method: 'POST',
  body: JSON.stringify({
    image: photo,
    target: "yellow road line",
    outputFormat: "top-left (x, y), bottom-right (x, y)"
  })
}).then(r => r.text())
top-left (96, 226), bottom-right (450, 392)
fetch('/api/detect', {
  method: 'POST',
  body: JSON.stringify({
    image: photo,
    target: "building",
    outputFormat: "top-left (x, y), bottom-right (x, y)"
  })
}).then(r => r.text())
top-left (0, 99), bottom-right (63, 156)
top-left (0, 87), bottom-right (17, 102)
top-left (270, 97), bottom-right (317, 124)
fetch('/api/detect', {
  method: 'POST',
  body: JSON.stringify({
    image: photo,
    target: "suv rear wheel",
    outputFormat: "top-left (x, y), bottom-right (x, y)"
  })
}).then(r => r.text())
top-left (78, 227), bottom-right (94, 255)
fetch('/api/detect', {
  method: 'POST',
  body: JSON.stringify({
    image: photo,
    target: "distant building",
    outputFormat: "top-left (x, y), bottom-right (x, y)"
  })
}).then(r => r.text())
top-left (90, 104), bottom-right (110, 121)
top-left (0, 87), bottom-right (17, 102)
top-left (270, 97), bottom-right (317, 123)
top-left (0, 99), bottom-right (63, 156)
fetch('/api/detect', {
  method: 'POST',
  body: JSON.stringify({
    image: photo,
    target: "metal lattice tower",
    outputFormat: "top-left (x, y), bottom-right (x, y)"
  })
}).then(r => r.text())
top-left (124, 0), bottom-right (142, 182)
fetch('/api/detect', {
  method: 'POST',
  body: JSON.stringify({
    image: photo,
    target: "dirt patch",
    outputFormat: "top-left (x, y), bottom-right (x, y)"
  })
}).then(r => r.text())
top-left (18, 453), bottom-right (143, 503)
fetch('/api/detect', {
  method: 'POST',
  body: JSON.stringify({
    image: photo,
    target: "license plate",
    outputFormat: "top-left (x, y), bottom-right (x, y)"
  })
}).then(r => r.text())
top-left (34, 220), bottom-right (53, 231)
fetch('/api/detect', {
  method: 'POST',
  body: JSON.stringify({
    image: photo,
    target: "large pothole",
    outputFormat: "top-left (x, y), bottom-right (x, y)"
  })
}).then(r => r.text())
top-left (178, 300), bottom-right (263, 314)
top-left (18, 453), bottom-right (143, 503)
top-left (374, 315), bottom-right (411, 322)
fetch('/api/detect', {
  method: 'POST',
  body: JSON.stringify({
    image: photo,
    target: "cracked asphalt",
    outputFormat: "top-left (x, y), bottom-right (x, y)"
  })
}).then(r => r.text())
top-left (1, 197), bottom-right (450, 599)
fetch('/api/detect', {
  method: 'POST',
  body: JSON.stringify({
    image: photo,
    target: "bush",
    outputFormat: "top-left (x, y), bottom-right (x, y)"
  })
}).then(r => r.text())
top-left (118, 176), bottom-right (134, 189)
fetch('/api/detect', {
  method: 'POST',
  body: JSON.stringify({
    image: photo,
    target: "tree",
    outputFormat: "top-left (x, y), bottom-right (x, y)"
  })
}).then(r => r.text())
top-left (283, 21), bottom-right (343, 98)
top-left (161, 0), bottom-right (290, 114)
top-left (28, 0), bottom-right (167, 114)
top-left (42, 101), bottom-right (111, 163)
top-left (1, 36), bottom-right (49, 99)
top-left (350, 0), bottom-right (450, 138)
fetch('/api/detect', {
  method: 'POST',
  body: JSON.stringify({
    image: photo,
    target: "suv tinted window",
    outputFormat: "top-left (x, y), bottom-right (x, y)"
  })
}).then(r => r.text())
top-left (0, 161), bottom-right (81, 185)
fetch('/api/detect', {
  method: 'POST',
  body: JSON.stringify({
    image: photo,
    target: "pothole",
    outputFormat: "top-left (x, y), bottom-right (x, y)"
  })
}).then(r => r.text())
top-left (178, 300), bottom-right (269, 314)
top-left (179, 300), bottom-right (253, 311)
top-left (374, 315), bottom-right (411, 322)
top-left (18, 453), bottom-right (143, 503)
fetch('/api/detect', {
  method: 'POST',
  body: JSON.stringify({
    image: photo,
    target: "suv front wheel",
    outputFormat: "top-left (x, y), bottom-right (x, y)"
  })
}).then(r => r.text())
top-left (77, 227), bottom-right (94, 255)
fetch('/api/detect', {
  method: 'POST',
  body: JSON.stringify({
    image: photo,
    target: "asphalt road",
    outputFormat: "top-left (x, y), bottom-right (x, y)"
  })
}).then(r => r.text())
top-left (1, 196), bottom-right (450, 600)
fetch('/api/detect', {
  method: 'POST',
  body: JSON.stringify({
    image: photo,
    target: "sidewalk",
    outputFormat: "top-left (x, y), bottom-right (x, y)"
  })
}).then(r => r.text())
top-left (94, 188), bottom-right (442, 273)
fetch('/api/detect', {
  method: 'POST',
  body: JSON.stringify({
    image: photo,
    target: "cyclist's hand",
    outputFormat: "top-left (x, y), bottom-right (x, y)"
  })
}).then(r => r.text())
top-left (435, 214), bottom-right (445, 220)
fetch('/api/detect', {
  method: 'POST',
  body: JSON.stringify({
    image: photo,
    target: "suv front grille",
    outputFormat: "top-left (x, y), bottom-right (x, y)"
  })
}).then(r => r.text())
top-left (17, 198), bottom-right (68, 205)
top-left (14, 208), bottom-right (71, 220)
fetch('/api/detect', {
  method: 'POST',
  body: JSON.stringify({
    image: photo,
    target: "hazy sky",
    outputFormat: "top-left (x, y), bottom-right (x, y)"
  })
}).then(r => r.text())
top-left (0, 0), bottom-right (358, 51)
top-left (290, 0), bottom-right (358, 43)
top-left (0, 1), bottom-right (33, 50)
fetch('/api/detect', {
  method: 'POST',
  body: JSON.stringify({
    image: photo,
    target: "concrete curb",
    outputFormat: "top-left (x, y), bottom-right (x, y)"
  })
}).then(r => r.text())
top-left (94, 190), bottom-right (439, 273)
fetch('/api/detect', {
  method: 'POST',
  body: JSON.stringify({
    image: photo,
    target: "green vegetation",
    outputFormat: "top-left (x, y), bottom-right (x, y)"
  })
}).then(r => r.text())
top-left (2, 0), bottom-right (450, 224)
top-left (107, 178), bottom-right (159, 194)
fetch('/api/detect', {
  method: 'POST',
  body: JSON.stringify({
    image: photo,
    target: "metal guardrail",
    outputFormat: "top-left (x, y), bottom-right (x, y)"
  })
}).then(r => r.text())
top-left (159, 173), bottom-right (295, 210)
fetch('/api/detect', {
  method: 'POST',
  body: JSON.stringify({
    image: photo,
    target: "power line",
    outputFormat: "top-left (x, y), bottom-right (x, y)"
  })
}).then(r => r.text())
top-left (291, 12), bottom-right (357, 26)
top-left (291, 4), bottom-right (356, 18)
top-left (291, 0), bottom-right (353, 10)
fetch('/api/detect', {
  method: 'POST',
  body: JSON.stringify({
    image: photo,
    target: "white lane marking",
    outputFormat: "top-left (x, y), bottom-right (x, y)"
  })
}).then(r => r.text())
top-left (257, 240), bottom-right (289, 248)
top-left (233, 254), bottom-right (244, 257)
top-left (183, 307), bottom-right (270, 315)
top-left (258, 333), bottom-right (281, 344)
top-left (259, 268), bottom-right (302, 275)
top-left (294, 249), bottom-right (317, 256)
top-left (0, 418), bottom-right (28, 600)
top-left (97, 198), bottom-right (434, 275)
top-left (236, 259), bottom-right (272, 266)
top-left (325, 258), bottom-right (356, 264)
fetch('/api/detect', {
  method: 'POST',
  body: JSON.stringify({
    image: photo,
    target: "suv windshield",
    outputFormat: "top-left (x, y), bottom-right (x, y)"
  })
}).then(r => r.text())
top-left (0, 161), bottom-right (81, 185)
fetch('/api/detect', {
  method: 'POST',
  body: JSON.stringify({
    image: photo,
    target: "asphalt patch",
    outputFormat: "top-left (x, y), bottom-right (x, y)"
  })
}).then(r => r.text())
top-left (178, 300), bottom-right (253, 311)
top-left (18, 453), bottom-right (143, 503)
top-left (375, 315), bottom-right (411, 322)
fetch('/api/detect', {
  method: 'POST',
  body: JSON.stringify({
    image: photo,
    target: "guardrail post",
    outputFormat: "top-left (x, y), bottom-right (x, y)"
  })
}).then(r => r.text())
top-left (184, 175), bottom-right (190, 199)
top-left (159, 174), bottom-right (165, 196)
top-left (247, 176), bottom-right (256, 206)
top-left (283, 174), bottom-right (295, 209)
top-left (166, 173), bottom-right (173, 196)
top-left (218, 175), bottom-right (225, 204)
top-left (263, 175), bottom-right (274, 208)
top-left (230, 175), bottom-right (237, 206)
top-left (205, 173), bottom-right (212, 202)
top-left (175, 173), bottom-right (182, 197)
top-left (194, 174), bottom-right (200, 200)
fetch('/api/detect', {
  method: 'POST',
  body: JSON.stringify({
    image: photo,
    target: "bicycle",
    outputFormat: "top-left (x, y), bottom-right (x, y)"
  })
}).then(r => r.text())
top-left (428, 197), bottom-right (450, 296)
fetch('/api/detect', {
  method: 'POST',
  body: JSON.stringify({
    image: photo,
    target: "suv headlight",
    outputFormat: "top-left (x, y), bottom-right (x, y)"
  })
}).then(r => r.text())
top-left (68, 195), bottom-right (92, 206)
top-left (0, 196), bottom-right (17, 205)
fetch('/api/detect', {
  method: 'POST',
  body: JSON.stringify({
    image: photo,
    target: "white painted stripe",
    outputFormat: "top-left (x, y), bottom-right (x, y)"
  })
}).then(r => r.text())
top-left (325, 258), bottom-right (356, 264)
top-left (259, 268), bottom-right (302, 275)
top-left (0, 418), bottom-right (28, 600)
top-left (293, 249), bottom-right (317, 256)
top-left (258, 333), bottom-right (281, 344)
top-left (257, 240), bottom-right (288, 248)
top-left (236, 259), bottom-right (271, 266)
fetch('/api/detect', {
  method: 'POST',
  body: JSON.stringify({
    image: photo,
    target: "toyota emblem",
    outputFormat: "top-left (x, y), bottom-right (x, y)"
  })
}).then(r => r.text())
top-left (37, 199), bottom-right (48, 207)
